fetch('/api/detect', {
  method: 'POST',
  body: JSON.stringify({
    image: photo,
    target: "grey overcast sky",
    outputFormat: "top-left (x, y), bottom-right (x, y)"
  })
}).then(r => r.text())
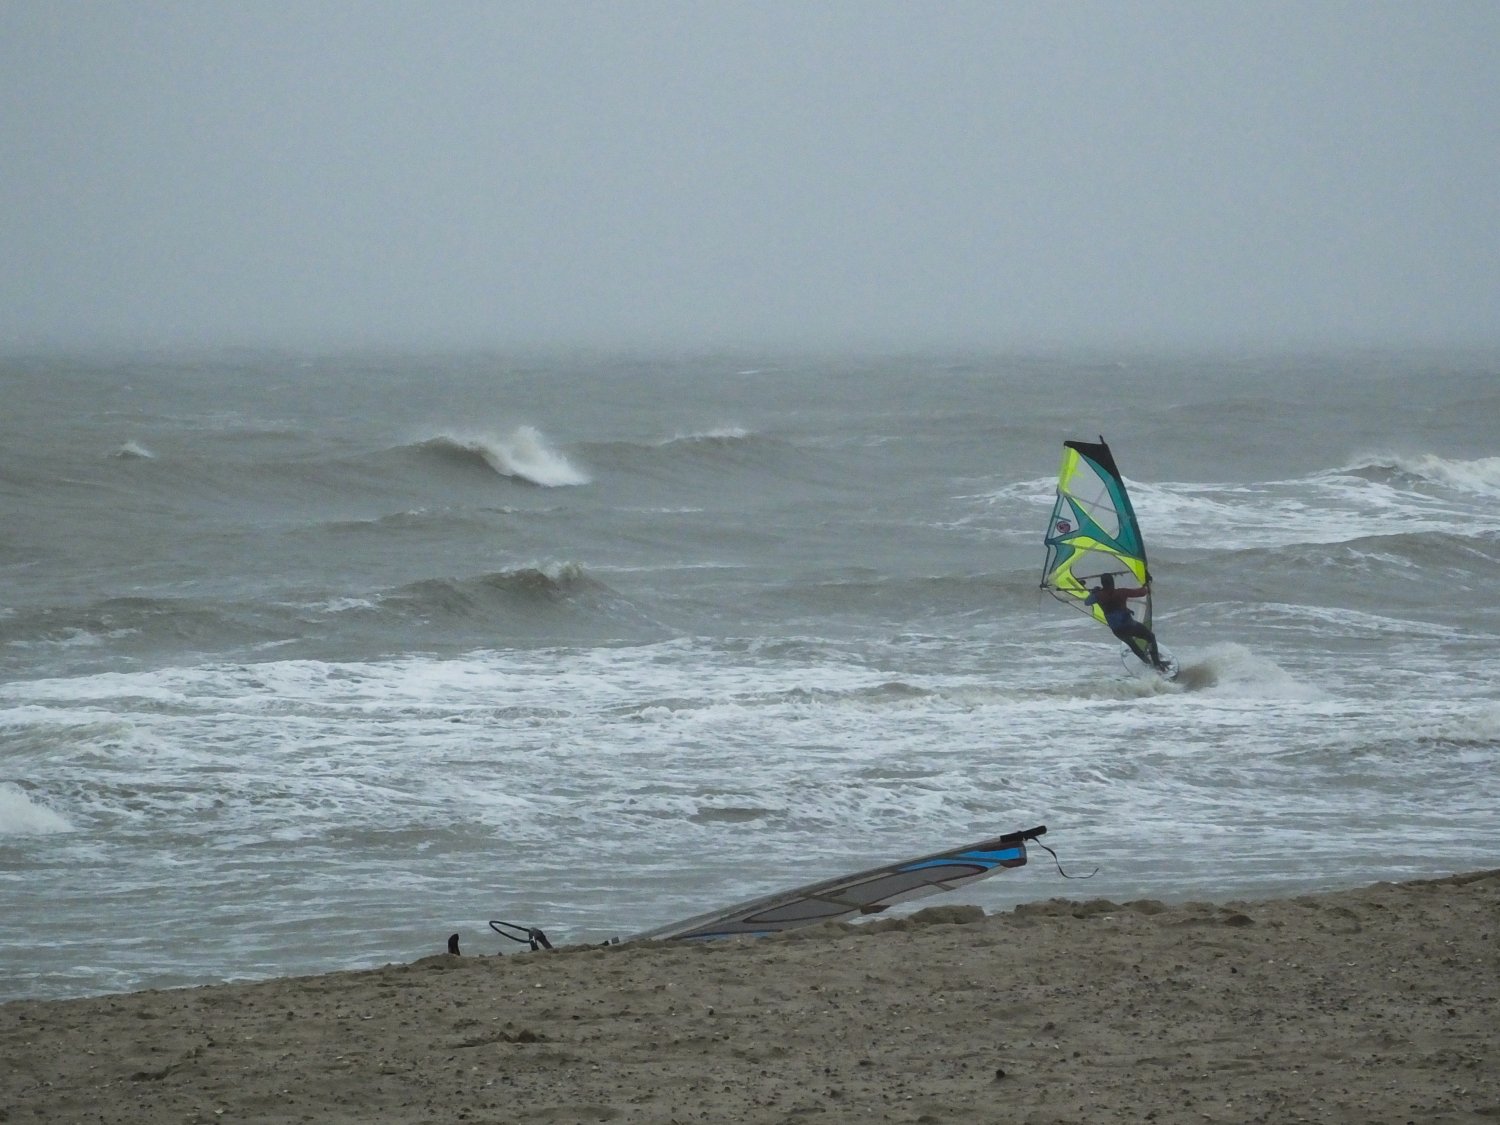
top-left (3, 1), bottom-right (1497, 352)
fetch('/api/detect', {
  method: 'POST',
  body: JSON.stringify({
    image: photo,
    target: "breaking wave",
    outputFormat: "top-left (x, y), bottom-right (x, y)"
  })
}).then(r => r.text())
top-left (109, 441), bottom-right (156, 460)
top-left (0, 563), bottom-right (645, 678)
top-left (1338, 453), bottom-right (1500, 499)
top-left (966, 452), bottom-right (1500, 560)
top-left (416, 428), bottom-right (590, 487)
top-left (383, 562), bottom-right (602, 616)
top-left (0, 785), bottom-right (72, 835)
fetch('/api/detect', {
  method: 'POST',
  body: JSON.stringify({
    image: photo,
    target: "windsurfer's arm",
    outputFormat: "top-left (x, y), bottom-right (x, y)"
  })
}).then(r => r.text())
top-left (1120, 586), bottom-right (1148, 599)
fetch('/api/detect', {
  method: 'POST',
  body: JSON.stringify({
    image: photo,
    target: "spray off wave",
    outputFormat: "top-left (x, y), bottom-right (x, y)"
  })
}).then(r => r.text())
top-left (0, 785), bottom-right (73, 835)
top-left (418, 427), bottom-right (590, 487)
top-left (1340, 453), bottom-right (1500, 499)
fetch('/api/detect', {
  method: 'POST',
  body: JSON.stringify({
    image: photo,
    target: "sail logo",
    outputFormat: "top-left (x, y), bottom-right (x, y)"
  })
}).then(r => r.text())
top-left (1055, 519), bottom-right (1072, 534)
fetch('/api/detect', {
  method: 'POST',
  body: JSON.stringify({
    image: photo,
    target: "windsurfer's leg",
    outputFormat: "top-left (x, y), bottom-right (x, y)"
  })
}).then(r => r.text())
top-left (1137, 626), bottom-right (1163, 666)
top-left (1117, 621), bottom-right (1162, 666)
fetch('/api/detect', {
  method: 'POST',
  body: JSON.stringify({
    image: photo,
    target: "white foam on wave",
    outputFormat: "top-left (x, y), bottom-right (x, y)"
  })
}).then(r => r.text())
top-left (965, 477), bottom-right (1051, 506)
top-left (1347, 453), bottom-right (1500, 499)
top-left (7, 627), bottom-right (108, 653)
top-left (448, 427), bottom-right (591, 487)
top-left (969, 456), bottom-right (1500, 552)
top-left (1370, 701), bottom-right (1500, 754)
top-left (6, 628), bottom-right (1499, 995)
top-left (1131, 468), bottom-right (1499, 550)
top-left (1214, 601), bottom-right (1463, 640)
top-left (319, 596), bottom-right (379, 613)
top-left (109, 441), bottom-right (155, 460)
top-left (655, 425), bottom-right (752, 446)
top-left (0, 784), bottom-right (72, 835)
top-left (5, 673), bottom-right (191, 707)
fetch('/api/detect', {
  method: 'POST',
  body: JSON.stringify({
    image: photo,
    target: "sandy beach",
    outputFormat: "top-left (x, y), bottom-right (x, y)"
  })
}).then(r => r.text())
top-left (3, 870), bottom-right (1496, 1124)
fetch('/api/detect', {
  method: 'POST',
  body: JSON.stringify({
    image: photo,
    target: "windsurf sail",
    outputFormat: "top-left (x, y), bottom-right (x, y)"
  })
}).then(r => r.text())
top-left (1041, 437), bottom-right (1160, 666)
top-left (624, 825), bottom-right (1044, 943)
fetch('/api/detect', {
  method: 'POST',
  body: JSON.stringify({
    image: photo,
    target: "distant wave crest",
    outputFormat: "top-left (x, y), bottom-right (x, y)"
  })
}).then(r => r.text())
top-left (577, 425), bottom-right (792, 476)
top-left (109, 441), bottom-right (156, 460)
top-left (654, 426), bottom-right (754, 448)
top-left (419, 427), bottom-right (590, 487)
top-left (386, 562), bottom-right (602, 615)
top-left (970, 454), bottom-right (1500, 557)
top-left (1337, 453), bottom-right (1500, 498)
top-left (0, 562), bottom-right (638, 674)
top-left (985, 454), bottom-right (1500, 511)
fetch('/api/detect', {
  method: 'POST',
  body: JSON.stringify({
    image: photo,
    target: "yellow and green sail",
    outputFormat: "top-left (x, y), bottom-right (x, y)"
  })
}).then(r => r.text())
top-left (1041, 437), bottom-right (1156, 661)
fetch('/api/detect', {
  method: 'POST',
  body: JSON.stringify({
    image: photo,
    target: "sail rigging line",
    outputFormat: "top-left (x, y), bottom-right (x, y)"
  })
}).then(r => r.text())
top-left (489, 919), bottom-right (553, 950)
top-left (1031, 837), bottom-right (1097, 879)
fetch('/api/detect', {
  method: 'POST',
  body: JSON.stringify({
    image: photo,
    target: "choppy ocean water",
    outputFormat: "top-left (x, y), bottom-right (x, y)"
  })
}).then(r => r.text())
top-left (2, 347), bottom-right (1497, 1001)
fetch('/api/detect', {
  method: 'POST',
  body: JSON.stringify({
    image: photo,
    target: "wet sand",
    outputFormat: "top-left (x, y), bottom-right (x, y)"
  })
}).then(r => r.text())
top-left (3, 870), bottom-right (1497, 1124)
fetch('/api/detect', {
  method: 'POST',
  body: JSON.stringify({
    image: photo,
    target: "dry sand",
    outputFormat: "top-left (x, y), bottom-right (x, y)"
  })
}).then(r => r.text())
top-left (3, 870), bottom-right (1497, 1124)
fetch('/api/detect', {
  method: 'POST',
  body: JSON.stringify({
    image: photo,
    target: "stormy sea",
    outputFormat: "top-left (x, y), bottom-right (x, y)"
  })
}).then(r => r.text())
top-left (2, 346), bottom-right (1496, 1000)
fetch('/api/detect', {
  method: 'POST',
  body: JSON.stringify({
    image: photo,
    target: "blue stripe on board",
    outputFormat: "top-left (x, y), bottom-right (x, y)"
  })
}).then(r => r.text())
top-left (901, 846), bottom-right (1023, 871)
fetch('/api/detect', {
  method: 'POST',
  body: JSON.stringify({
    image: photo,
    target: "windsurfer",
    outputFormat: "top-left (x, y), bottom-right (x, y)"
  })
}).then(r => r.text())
top-left (1084, 574), bottom-right (1164, 669)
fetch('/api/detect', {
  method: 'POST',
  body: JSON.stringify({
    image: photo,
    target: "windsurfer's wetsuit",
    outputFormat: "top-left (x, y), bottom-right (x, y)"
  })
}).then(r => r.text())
top-left (1084, 583), bottom-right (1164, 668)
